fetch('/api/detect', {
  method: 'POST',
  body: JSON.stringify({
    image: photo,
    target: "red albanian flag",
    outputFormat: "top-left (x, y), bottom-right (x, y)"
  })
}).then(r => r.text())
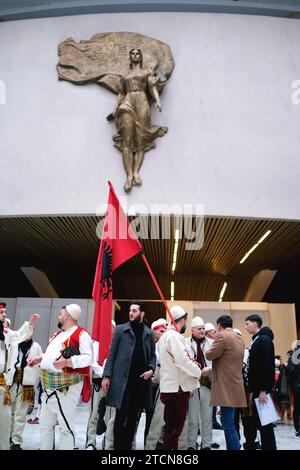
top-left (92, 182), bottom-right (142, 365)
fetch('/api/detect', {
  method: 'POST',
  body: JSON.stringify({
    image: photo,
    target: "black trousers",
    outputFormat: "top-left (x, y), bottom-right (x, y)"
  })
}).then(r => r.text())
top-left (235, 394), bottom-right (258, 450)
top-left (241, 414), bottom-right (258, 450)
top-left (114, 406), bottom-right (141, 449)
top-left (252, 394), bottom-right (277, 450)
top-left (113, 378), bottom-right (143, 450)
top-left (293, 391), bottom-right (300, 433)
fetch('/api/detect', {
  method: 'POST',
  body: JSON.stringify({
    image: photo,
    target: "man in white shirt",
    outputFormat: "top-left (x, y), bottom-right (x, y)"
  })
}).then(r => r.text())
top-left (186, 316), bottom-right (213, 450)
top-left (6, 335), bottom-right (42, 450)
top-left (0, 302), bottom-right (40, 450)
top-left (158, 306), bottom-right (202, 450)
top-left (144, 318), bottom-right (167, 450)
top-left (28, 304), bottom-right (93, 450)
top-left (205, 322), bottom-right (221, 431)
top-left (205, 322), bottom-right (217, 340)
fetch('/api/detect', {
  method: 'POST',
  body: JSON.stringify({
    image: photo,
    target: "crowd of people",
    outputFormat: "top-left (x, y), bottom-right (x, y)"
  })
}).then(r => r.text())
top-left (0, 300), bottom-right (299, 451)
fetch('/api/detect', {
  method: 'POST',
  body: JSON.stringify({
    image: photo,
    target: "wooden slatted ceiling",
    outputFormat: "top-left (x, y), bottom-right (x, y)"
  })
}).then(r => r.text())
top-left (0, 215), bottom-right (299, 301)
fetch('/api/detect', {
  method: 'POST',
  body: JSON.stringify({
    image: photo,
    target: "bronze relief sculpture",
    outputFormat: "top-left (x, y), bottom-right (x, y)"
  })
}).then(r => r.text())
top-left (57, 32), bottom-right (174, 192)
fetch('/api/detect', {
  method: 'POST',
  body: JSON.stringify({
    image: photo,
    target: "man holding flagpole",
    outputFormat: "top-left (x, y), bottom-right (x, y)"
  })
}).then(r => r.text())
top-left (92, 182), bottom-right (155, 449)
top-left (91, 182), bottom-right (180, 449)
top-left (101, 301), bottom-right (156, 450)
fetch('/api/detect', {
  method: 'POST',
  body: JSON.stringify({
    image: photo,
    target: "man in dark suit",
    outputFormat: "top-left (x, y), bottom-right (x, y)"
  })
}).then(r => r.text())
top-left (102, 301), bottom-right (156, 449)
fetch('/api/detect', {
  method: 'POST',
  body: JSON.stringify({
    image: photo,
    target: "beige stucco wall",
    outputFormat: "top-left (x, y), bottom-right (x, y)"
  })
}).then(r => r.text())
top-left (267, 303), bottom-right (297, 359)
top-left (173, 300), bottom-right (297, 361)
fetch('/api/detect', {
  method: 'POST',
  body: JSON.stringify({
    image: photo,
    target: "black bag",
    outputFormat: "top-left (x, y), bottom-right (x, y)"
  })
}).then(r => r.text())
top-left (200, 375), bottom-right (211, 390)
top-left (92, 377), bottom-right (102, 393)
top-left (274, 367), bottom-right (290, 401)
top-left (60, 344), bottom-right (80, 359)
top-left (96, 396), bottom-right (107, 436)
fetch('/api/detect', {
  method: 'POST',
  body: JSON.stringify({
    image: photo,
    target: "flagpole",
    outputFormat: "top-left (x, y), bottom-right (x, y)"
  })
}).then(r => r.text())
top-left (140, 252), bottom-right (179, 332)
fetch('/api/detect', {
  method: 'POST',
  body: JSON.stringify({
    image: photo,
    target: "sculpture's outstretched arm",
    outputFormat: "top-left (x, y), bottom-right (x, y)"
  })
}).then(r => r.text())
top-left (152, 86), bottom-right (162, 112)
top-left (148, 71), bottom-right (163, 112)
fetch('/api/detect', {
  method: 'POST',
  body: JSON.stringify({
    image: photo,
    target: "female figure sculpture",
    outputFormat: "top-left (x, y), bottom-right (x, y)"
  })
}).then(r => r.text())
top-left (107, 48), bottom-right (167, 192)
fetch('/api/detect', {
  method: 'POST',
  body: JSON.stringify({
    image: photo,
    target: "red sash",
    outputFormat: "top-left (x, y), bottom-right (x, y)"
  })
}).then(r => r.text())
top-left (50, 327), bottom-right (91, 403)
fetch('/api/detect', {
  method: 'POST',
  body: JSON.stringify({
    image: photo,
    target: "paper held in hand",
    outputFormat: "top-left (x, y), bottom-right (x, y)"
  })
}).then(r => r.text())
top-left (254, 394), bottom-right (279, 426)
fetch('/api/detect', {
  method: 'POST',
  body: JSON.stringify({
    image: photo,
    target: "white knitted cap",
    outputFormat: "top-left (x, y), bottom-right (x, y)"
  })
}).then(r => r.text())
top-left (205, 322), bottom-right (216, 332)
top-left (191, 316), bottom-right (205, 327)
top-left (170, 305), bottom-right (187, 321)
top-left (65, 304), bottom-right (81, 321)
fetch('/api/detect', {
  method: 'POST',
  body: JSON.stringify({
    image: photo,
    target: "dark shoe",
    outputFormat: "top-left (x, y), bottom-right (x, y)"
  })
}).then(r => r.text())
top-left (213, 422), bottom-right (222, 430)
top-left (155, 442), bottom-right (164, 450)
top-left (10, 443), bottom-right (23, 450)
top-left (255, 441), bottom-right (262, 449)
top-left (211, 442), bottom-right (220, 449)
top-left (243, 443), bottom-right (255, 450)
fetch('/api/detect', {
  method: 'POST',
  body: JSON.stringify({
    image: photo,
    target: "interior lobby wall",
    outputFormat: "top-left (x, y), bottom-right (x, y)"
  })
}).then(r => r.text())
top-left (0, 12), bottom-right (299, 219)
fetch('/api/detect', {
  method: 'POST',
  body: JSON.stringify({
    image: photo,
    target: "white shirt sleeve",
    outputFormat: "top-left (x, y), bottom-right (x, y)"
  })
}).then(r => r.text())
top-left (167, 334), bottom-right (201, 379)
top-left (91, 342), bottom-right (103, 377)
top-left (70, 331), bottom-right (93, 369)
top-left (5, 321), bottom-right (33, 346)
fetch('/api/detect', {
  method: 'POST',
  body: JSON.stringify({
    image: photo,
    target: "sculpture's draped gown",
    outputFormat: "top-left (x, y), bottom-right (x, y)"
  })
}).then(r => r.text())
top-left (113, 70), bottom-right (167, 153)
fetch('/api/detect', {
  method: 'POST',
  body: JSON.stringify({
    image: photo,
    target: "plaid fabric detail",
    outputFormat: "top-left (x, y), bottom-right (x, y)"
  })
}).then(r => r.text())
top-left (0, 373), bottom-right (7, 389)
top-left (21, 385), bottom-right (35, 404)
top-left (14, 368), bottom-right (23, 385)
top-left (0, 373), bottom-right (12, 405)
top-left (40, 369), bottom-right (83, 391)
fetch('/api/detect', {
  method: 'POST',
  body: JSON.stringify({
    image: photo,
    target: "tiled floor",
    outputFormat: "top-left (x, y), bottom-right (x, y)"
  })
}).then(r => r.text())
top-left (22, 404), bottom-right (300, 450)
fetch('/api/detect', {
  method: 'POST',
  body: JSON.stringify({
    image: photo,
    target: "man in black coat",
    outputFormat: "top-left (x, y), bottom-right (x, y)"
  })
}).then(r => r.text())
top-left (287, 343), bottom-right (300, 437)
top-left (245, 314), bottom-right (277, 450)
top-left (102, 301), bottom-right (156, 449)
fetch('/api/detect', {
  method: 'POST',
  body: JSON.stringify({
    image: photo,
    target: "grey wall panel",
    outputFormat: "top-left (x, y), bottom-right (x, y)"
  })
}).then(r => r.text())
top-left (86, 299), bottom-right (95, 336)
top-left (14, 298), bottom-right (53, 351)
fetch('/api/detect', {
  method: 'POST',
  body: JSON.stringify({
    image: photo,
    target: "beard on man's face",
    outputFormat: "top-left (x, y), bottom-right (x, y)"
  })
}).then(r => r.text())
top-left (130, 313), bottom-right (143, 324)
top-left (180, 324), bottom-right (186, 334)
top-left (57, 321), bottom-right (63, 329)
